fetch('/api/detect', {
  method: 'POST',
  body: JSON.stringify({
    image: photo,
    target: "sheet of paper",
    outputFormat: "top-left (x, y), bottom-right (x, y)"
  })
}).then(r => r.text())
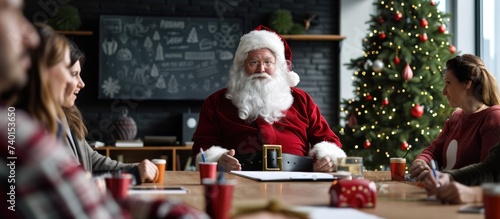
top-left (295, 206), bottom-right (383, 219)
top-left (230, 171), bottom-right (336, 182)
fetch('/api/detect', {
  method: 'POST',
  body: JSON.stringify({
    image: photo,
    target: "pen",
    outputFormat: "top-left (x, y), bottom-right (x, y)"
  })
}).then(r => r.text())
top-left (430, 159), bottom-right (440, 188)
top-left (200, 148), bottom-right (206, 163)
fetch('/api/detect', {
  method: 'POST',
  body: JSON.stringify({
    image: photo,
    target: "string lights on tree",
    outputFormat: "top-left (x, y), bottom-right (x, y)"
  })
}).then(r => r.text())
top-left (338, 0), bottom-right (456, 170)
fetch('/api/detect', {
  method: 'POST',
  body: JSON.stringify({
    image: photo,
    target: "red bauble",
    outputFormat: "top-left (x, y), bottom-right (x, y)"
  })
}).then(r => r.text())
top-left (402, 64), bottom-right (413, 81)
top-left (411, 104), bottom-right (424, 118)
top-left (394, 12), bottom-right (403, 21)
top-left (365, 95), bottom-right (373, 101)
top-left (363, 140), bottom-right (371, 149)
top-left (378, 32), bottom-right (386, 40)
top-left (377, 17), bottom-right (385, 24)
top-left (401, 141), bottom-right (409, 150)
top-left (347, 112), bottom-right (358, 128)
top-left (419, 33), bottom-right (428, 42)
top-left (382, 98), bottom-right (389, 106)
top-left (420, 18), bottom-right (428, 28)
top-left (438, 25), bottom-right (446, 33)
top-left (393, 56), bottom-right (400, 65)
top-left (430, 1), bottom-right (436, 6)
top-left (449, 45), bottom-right (456, 54)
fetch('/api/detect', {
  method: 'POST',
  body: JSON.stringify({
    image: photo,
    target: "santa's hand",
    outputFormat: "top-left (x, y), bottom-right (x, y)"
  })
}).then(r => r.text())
top-left (313, 156), bottom-right (335, 172)
top-left (218, 149), bottom-right (241, 171)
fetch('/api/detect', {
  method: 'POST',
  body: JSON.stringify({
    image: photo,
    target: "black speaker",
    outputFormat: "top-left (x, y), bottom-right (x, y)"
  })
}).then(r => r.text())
top-left (182, 113), bottom-right (199, 145)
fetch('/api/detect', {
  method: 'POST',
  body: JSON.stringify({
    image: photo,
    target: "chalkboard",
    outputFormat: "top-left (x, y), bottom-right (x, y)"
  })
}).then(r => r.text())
top-left (99, 15), bottom-right (243, 100)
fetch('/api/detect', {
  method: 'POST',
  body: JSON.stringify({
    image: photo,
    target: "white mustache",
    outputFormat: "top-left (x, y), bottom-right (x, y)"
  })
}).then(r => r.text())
top-left (249, 73), bottom-right (272, 80)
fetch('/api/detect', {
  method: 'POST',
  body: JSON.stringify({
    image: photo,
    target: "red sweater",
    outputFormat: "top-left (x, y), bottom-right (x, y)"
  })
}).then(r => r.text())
top-left (192, 87), bottom-right (342, 157)
top-left (417, 105), bottom-right (500, 170)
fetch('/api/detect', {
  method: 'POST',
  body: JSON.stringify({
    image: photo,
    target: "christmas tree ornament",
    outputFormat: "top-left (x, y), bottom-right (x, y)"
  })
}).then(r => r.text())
top-left (394, 11), bottom-right (403, 21)
top-left (438, 24), bottom-right (446, 33)
top-left (400, 141), bottom-right (409, 150)
top-left (377, 17), bottom-right (385, 24)
top-left (364, 59), bottom-right (373, 70)
top-left (363, 140), bottom-right (371, 149)
top-left (365, 94), bottom-right (373, 101)
top-left (378, 32), bottom-right (386, 40)
top-left (382, 98), bottom-right (389, 106)
top-left (112, 109), bottom-right (137, 140)
top-left (430, 1), bottom-right (436, 6)
top-left (393, 56), bottom-right (400, 65)
top-left (449, 45), bottom-right (456, 54)
top-left (420, 18), bottom-right (428, 28)
top-left (402, 64), bottom-right (413, 81)
top-left (348, 112), bottom-right (358, 128)
top-left (419, 33), bottom-right (428, 42)
top-left (372, 60), bottom-right (384, 72)
top-left (411, 104), bottom-right (424, 118)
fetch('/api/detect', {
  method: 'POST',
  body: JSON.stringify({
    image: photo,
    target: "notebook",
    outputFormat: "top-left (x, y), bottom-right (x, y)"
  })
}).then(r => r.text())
top-left (230, 171), bottom-right (340, 182)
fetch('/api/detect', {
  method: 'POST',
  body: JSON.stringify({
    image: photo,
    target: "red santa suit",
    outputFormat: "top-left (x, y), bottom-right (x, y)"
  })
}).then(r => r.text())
top-left (192, 26), bottom-right (346, 170)
top-left (192, 87), bottom-right (345, 167)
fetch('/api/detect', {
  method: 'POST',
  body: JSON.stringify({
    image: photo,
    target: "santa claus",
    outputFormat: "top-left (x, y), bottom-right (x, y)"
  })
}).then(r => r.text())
top-left (192, 26), bottom-right (346, 172)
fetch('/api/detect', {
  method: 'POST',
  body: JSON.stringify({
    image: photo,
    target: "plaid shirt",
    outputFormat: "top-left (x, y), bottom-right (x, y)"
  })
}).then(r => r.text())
top-left (0, 108), bottom-right (207, 219)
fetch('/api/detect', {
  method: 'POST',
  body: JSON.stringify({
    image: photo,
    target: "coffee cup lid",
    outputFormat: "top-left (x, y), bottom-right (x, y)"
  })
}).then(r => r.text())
top-left (152, 159), bottom-right (166, 164)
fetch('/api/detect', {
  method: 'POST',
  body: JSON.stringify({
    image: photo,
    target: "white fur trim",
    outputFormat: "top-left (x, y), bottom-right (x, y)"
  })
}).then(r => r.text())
top-left (232, 30), bottom-right (286, 71)
top-left (287, 71), bottom-right (300, 87)
top-left (308, 141), bottom-right (347, 166)
top-left (195, 146), bottom-right (229, 170)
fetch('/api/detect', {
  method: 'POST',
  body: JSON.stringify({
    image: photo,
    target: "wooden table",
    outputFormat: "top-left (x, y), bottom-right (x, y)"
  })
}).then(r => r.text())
top-left (134, 171), bottom-right (482, 219)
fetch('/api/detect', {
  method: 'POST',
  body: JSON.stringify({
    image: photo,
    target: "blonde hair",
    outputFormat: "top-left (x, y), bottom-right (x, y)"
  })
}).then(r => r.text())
top-left (17, 23), bottom-right (69, 137)
top-left (445, 54), bottom-right (500, 106)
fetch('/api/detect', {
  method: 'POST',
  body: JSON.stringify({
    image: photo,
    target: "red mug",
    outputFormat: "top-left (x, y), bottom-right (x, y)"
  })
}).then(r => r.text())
top-left (483, 183), bottom-right (500, 219)
top-left (390, 158), bottom-right (406, 181)
top-left (199, 162), bottom-right (217, 184)
top-left (204, 180), bottom-right (235, 219)
top-left (105, 173), bottom-right (133, 200)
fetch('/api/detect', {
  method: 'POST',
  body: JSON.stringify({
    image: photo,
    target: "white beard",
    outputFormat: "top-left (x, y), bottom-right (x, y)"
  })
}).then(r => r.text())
top-left (226, 68), bottom-right (294, 124)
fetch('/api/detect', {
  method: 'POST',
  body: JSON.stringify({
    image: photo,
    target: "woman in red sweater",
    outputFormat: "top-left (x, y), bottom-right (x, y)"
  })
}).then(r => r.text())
top-left (410, 54), bottom-right (500, 181)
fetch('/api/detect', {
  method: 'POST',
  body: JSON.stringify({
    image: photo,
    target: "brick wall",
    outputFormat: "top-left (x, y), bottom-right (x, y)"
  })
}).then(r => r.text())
top-left (25, 0), bottom-right (341, 144)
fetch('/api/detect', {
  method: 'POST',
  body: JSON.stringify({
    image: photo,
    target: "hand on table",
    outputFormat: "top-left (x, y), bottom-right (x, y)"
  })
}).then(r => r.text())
top-left (435, 182), bottom-right (481, 204)
top-left (313, 156), bottom-right (335, 172)
top-left (218, 149), bottom-right (241, 171)
top-left (409, 159), bottom-right (431, 181)
top-left (138, 159), bottom-right (158, 182)
top-left (423, 171), bottom-right (452, 194)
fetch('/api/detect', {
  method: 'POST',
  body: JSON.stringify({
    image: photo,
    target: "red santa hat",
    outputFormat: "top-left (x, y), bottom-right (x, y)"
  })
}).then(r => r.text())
top-left (232, 25), bottom-right (300, 87)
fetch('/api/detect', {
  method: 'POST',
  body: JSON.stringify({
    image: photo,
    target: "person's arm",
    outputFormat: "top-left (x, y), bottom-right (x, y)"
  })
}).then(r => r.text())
top-left (443, 143), bottom-right (500, 186)
top-left (478, 110), bottom-right (500, 160)
top-left (1, 110), bottom-right (207, 219)
top-left (81, 139), bottom-right (146, 184)
top-left (294, 89), bottom-right (345, 172)
top-left (192, 92), bottom-right (237, 171)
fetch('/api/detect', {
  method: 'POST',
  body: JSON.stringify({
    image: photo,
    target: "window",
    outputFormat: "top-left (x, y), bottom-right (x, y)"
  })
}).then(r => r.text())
top-left (480, 0), bottom-right (500, 80)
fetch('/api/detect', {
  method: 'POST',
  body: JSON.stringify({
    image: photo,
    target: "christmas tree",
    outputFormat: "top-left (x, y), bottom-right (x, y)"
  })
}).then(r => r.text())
top-left (339, 0), bottom-right (457, 170)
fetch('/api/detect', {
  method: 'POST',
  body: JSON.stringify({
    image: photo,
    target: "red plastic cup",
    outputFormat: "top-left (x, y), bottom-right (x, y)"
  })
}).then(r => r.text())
top-left (204, 180), bottom-right (235, 219)
top-left (199, 162), bottom-right (217, 184)
top-left (483, 183), bottom-right (500, 219)
top-left (105, 173), bottom-right (133, 200)
top-left (390, 158), bottom-right (406, 181)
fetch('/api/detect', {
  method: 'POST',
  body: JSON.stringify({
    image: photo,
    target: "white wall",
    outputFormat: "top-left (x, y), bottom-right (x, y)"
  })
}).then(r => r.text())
top-left (339, 0), bottom-right (375, 122)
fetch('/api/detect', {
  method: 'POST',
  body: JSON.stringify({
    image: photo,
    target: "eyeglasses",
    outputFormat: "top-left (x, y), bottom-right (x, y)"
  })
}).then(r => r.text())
top-left (246, 60), bottom-right (275, 70)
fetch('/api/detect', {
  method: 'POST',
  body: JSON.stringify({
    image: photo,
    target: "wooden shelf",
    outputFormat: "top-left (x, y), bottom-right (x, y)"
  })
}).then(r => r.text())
top-left (55, 30), bottom-right (93, 36)
top-left (281, 34), bottom-right (345, 41)
top-left (93, 146), bottom-right (192, 171)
